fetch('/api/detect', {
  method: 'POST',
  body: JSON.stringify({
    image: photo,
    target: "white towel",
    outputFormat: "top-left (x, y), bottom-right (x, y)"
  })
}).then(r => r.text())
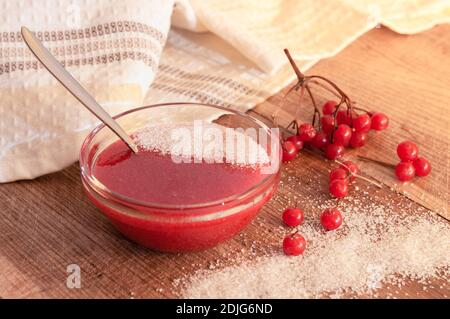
top-left (1, 0), bottom-right (449, 182)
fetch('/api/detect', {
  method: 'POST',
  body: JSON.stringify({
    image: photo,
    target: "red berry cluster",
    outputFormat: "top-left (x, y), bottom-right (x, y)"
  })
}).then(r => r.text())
top-left (395, 141), bottom-right (431, 181)
top-left (281, 206), bottom-right (343, 256)
top-left (282, 102), bottom-right (389, 163)
top-left (329, 161), bottom-right (359, 198)
top-left (278, 49), bottom-right (432, 256)
top-left (280, 50), bottom-right (389, 163)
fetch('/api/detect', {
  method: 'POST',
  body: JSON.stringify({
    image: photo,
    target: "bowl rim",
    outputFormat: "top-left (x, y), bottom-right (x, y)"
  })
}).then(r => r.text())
top-left (79, 102), bottom-right (281, 212)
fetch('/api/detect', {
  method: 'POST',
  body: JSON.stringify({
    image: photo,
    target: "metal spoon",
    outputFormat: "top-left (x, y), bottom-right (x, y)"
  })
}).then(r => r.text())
top-left (21, 26), bottom-right (139, 153)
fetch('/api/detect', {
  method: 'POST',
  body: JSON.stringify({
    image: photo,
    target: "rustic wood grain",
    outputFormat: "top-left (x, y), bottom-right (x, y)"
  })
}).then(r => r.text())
top-left (0, 25), bottom-right (449, 298)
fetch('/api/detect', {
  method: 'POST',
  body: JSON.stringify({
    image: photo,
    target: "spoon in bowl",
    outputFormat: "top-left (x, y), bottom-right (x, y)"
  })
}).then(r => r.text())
top-left (21, 26), bottom-right (139, 153)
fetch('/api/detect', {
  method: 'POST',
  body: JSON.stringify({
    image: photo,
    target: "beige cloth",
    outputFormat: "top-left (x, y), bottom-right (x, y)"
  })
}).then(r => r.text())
top-left (1, 0), bottom-right (449, 182)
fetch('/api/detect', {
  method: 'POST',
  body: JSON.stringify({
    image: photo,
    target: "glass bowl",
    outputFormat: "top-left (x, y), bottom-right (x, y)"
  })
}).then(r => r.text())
top-left (80, 102), bottom-right (281, 252)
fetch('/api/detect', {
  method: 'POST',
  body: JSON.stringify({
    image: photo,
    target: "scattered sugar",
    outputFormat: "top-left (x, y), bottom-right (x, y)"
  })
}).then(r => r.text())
top-left (133, 122), bottom-right (271, 166)
top-left (181, 200), bottom-right (450, 298)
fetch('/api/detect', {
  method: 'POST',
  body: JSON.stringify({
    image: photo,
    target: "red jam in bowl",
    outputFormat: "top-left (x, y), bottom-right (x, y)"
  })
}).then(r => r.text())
top-left (80, 104), bottom-right (280, 252)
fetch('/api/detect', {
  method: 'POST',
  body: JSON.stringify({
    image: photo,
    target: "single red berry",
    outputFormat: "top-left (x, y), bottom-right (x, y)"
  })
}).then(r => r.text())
top-left (349, 131), bottom-right (367, 148)
top-left (320, 208), bottom-right (343, 231)
top-left (371, 112), bottom-right (389, 131)
top-left (339, 160), bottom-right (358, 182)
top-left (395, 161), bottom-right (415, 181)
top-left (413, 157), bottom-right (431, 177)
top-left (283, 233), bottom-right (307, 256)
top-left (321, 115), bottom-right (335, 134)
top-left (329, 168), bottom-right (348, 182)
top-left (325, 143), bottom-right (345, 160)
top-left (336, 110), bottom-right (352, 126)
top-left (329, 179), bottom-right (349, 198)
top-left (282, 208), bottom-right (304, 227)
top-left (310, 131), bottom-right (329, 149)
top-left (333, 124), bottom-right (352, 147)
top-left (286, 135), bottom-right (304, 151)
top-left (297, 123), bottom-right (317, 142)
top-left (397, 141), bottom-right (419, 161)
top-left (282, 141), bottom-right (298, 162)
top-left (322, 100), bottom-right (337, 115)
top-left (352, 114), bottom-right (372, 132)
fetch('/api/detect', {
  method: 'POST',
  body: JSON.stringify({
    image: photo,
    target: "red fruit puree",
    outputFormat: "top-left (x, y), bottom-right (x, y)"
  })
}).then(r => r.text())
top-left (87, 140), bottom-right (278, 252)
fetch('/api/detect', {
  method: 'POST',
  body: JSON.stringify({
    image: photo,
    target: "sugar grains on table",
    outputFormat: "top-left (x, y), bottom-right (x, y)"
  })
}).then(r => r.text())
top-left (180, 198), bottom-right (450, 298)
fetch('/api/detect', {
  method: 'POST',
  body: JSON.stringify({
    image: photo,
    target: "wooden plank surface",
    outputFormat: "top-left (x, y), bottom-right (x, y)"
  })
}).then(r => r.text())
top-left (0, 25), bottom-right (449, 298)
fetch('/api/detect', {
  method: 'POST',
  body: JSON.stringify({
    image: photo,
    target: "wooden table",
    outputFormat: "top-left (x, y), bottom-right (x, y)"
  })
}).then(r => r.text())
top-left (1, 25), bottom-right (449, 298)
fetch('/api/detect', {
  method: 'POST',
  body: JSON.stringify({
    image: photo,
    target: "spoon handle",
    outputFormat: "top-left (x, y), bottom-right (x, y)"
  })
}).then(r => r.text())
top-left (21, 27), bottom-right (138, 153)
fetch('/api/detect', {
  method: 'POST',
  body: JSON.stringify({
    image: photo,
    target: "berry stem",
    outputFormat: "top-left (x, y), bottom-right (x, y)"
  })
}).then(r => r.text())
top-left (354, 174), bottom-right (383, 189)
top-left (277, 48), bottom-right (379, 156)
top-left (281, 49), bottom-right (357, 135)
top-left (283, 49), bottom-right (305, 82)
top-left (351, 104), bottom-right (371, 114)
top-left (308, 75), bottom-right (350, 106)
top-left (309, 79), bottom-right (341, 100)
top-left (305, 84), bottom-right (321, 128)
top-left (335, 159), bottom-right (383, 188)
top-left (295, 85), bottom-right (307, 122)
top-left (400, 125), bottom-right (421, 142)
top-left (357, 155), bottom-right (396, 168)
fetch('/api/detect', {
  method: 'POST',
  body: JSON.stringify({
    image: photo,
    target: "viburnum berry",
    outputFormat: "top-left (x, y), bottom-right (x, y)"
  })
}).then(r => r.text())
top-left (297, 123), bottom-right (317, 142)
top-left (282, 207), bottom-right (304, 227)
top-left (370, 112), bottom-right (389, 131)
top-left (339, 160), bottom-right (358, 182)
top-left (322, 100), bottom-right (337, 115)
top-left (349, 131), bottom-right (367, 148)
top-left (397, 141), bottom-right (418, 161)
top-left (336, 110), bottom-right (352, 126)
top-left (395, 161), bottom-right (415, 181)
top-left (413, 157), bottom-right (431, 177)
top-left (320, 208), bottom-right (343, 231)
top-left (333, 124), bottom-right (352, 147)
top-left (283, 233), bottom-right (307, 256)
top-left (321, 115), bottom-right (335, 134)
top-left (310, 131), bottom-right (329, 149)
top-left (329, 179), bottom-right (349, 198)
top-left (352, 114), bottom-right (371, 132)
top-left (282, 140), bottom-right (298, 162)
top-left (286, 135), bottom-right (304, 151)
top-left (329, 168), bottom-right (347, 182)
top-left (279, 49), bottom-right (392, 166)
top-left (325, 143), bottom-right (345, 160)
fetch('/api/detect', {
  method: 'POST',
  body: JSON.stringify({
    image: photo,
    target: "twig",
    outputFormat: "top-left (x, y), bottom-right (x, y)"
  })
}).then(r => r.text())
top-left (357, 155), bottom-right (396, 168)
top-left (283, 49), bottom-right (304, 81)
top-left (336, 159), bottom-right (383, 189)
top-left (305, 84), bottom-right (320, 127)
